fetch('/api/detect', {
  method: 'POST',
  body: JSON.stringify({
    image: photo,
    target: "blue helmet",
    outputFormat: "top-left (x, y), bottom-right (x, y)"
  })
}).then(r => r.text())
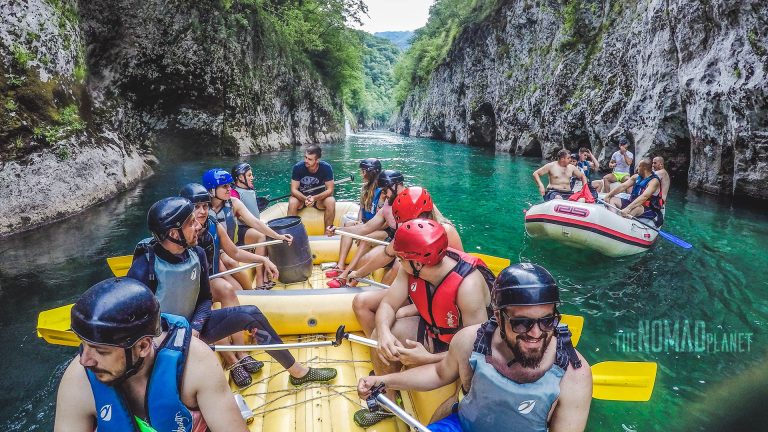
top-left (202, 168), bottom-right (233, 191)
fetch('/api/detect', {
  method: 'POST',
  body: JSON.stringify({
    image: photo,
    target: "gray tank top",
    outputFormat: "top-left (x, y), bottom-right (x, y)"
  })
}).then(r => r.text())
top-left (153, 250), bottom-right (200, 321)
top-left (234, 186), bottom-right (260, 220)
top-left (458, 319), bottom-right (569, 432)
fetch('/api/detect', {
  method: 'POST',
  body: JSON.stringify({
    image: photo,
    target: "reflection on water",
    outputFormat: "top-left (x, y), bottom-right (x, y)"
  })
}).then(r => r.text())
top-left (1, 132), bottom-right (766, 430)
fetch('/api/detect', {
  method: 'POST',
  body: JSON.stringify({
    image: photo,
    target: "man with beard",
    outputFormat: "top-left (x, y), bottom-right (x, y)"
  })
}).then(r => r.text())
top-left (127, 197), bottom-right (337, 388)
top-left (288, 145), bottom-right (336, 235)
top-left (54, 277), bottom-right (248, 431)
top-left (358, 263), bottom-right (592, 432)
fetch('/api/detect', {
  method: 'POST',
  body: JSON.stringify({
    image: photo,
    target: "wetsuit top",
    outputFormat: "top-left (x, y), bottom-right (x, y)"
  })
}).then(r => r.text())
top-left (209, 201), bottom-right (237, 242)
top-left (458, 319), bottom-right (582, 432)
top-left (233, 185), bottom-right (260, 220)
top-left (291, 161), bottom-right (334, 195)
top-left (127, 240), bottom-right (212, 332)
top-left (197, 216), bottom-right (221, 275)
top-left (407, 249), bottom-right (495, 347)
top-left (630, 173), bottom-right (664, 211)
top-left (86, 314), bottom-right (195, 432)
top-left (361, 187), bottom-right (382, 223)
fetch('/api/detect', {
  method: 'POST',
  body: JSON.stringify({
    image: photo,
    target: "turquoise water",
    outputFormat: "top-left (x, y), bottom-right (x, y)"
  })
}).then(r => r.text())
top-left (1, 131), bottom-right (766, 430)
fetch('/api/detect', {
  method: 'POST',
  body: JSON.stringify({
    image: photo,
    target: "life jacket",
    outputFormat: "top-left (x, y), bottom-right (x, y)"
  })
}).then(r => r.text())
top-left (457, 318), bottom-right (582, 432)
top-left (630, 173), bottom-right (664, 211)
top-left (233, 185), bottom-right (260, 220)
top-left (570, 160), bottom-right (592, 190)
top-left (86, 314), bottom-right (195, 432)
top-left (361, 188), bottom-right (382, 223)
top-left (197, 216), bottom-right (220, 275)
top-left (133, 239), bottom-right (200, 321)
top-left (209, 201), bottom-right (237, 242)
top-left (407, 249), bottom-right (495, 344)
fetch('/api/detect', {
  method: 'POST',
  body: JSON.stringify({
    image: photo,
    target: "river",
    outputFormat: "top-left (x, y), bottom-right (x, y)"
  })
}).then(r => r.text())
top-left (1, 131), bottom-right (766, 431)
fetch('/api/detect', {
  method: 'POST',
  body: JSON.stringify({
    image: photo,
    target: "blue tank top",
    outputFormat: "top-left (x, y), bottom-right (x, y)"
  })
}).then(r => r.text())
top-left (209, 201), bottom-right (236, 241)
top-left (205, 216), bottom-right (221, 274)
top-left (86, 314), bottom-right (194, 432)
top-left (458, 319), bottom-right (580, 432)
top-left (362, 188), bottom-right (382, 223)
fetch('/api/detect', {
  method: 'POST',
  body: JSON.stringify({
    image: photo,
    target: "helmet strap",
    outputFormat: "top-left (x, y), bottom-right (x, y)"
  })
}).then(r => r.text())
top-left (409, 261), bottom-right (421, 278)
top-left (167, 228), bottom-right (189, 249)
top-left (110, 346), bottom-right (145, 387)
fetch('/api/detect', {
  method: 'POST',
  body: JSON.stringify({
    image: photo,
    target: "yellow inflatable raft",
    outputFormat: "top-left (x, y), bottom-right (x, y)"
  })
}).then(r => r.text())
top-left (230, 201), bottom-right (457, 431)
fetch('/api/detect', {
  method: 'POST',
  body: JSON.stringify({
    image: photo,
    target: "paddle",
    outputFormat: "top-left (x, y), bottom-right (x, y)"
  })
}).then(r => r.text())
top-left (266, 175), bottom-right (355, 203)
top-left (335, 229), bottom-right (390, 246)
top-left (366, 383), bottom-right (431, 432)
top-left (106, 240), bottom-right (281, 276)
top-left (592, 361), bottom-right (658, 402)
top-left (598, 198), bottom-right (692, 249)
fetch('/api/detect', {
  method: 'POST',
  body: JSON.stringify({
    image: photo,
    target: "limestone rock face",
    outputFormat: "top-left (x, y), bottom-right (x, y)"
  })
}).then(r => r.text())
top-left (395, 0), bottom-right (768, 200)
top-left (0, 0), bottom-right (342, 235)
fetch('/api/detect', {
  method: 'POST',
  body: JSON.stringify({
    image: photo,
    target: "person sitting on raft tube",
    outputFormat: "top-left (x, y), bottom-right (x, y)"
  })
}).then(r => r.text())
top-left (180, 182), bottom-right (281, 382)
top-left (358, 263), bottom-right (592, 432)
top-left (603, 159), bottom-right (665, 226)
top-left (349, 186), bottom-right (464, 337)
top-left (287, 145), bottom-right (336, 236)
top-left (127, 197), bottom-right (337, 388)
top-left (327, 158), bottom-right (385, 277)
top-left (533, 149), bottom-right (588, 201)
top-left (230, 162), bottom-right (265, 238)
top-left (203, 168), bottom-right (293, 290)
top-left (326, 169), bottom-right (407, 287)
top-left (352, 219), bottom-right (494, 428)
top-left (54, 278), bottom-right (250, 432)
top-left (598, 136), bottom-right (634, 193)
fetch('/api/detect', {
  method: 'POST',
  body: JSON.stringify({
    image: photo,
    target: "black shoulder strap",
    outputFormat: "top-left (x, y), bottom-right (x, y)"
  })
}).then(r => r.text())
top-left (132, 239), bottom-right (157, 287)
top-left (555, 325), bottom-right (582, 370)
top-left (472, 319), bottom-right (497, 355)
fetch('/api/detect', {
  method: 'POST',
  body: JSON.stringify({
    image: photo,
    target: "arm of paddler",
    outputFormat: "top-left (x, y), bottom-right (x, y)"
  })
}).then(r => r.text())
top-left (185, 337), bottom-right (249, 432)
top-left (290, 179), bottom-right (307, 202)
top-left (312, 179), bottom-right (335, 201)
top-left (374, 268), bottom-right (410, 365)
top-left (532, 163), bottom-right (550, 196)
top-left (603, 176), bottom-right (634, 200)
top-left (547, 351), bottom-right (592, 432)
top-left (622, 178), bottom-right (659, 215)
top-left (231, 198), bottom-right (292, 244)
top-left (216, 222), bottom-right (279, 280)
top-left (53, 359), bottom-right (98, 432)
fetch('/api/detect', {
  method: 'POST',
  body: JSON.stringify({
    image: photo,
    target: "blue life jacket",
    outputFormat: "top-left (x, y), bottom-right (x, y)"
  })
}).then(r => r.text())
top-left (209, 201), bottom-right (237, 242)
top-left (86, 314), bottom-right (194, 432)
top-left (198, 216), bottom-right (221, 275)
top-left (458, 319), bottom-right (581, 432)
top-left (134, 239), bottom-right (200, 321)
top-left (577, 160), bottom-right (592, 178)
top-left (630, 173), bottom-right (664, 211)
top-left (362, 188), bottom-right (382, 223)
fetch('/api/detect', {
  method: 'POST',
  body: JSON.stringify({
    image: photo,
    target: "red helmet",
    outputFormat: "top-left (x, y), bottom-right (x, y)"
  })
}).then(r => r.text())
top-left (392, 187), bottom-right (434, 223)
top-left (392, 218), bottom-right (448, 266)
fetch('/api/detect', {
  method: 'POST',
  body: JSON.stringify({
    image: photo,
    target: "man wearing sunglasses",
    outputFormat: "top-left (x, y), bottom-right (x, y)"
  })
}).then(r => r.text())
top-left (358, 263), bottom-right (592, 432)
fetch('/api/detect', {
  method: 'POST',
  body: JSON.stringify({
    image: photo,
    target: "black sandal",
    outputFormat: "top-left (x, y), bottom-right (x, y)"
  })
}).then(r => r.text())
top-left (240, 355), bottom-right (264, 374)
top-left (230, 364), bottom-right (252, 388)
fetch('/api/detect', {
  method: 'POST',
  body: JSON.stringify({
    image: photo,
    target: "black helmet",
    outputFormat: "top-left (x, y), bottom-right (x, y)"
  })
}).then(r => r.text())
top-left (71, 278), bottom-right (161, 348)
top-left (377, 170), bottom-right (404, 188)
top-left (147, 197), bottom-right (194, 245)
top-left (359, 158), bottom-right (382, 173)
top-left (231, 162), bottom-right (252, 179)
top-left (492, 263), bottom-right (559, 309)
top-left (179, 183), bottom-right (211, 204)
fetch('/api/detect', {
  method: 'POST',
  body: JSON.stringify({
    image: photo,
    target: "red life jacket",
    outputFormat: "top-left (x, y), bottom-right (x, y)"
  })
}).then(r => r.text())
top-left (407, 249), bottom-right (495, 344)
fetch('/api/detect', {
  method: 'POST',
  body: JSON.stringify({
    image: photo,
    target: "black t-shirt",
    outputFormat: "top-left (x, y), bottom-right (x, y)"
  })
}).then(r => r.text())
top-left (291, 160), bottom-right (334, 195)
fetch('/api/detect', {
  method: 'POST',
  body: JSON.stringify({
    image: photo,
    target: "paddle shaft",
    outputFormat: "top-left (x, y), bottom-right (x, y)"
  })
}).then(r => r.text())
top-left (375, 393), bottom-right (431, 432)
top-left (336, 230), bottom-right (390, 246)
top-left (268, 175), bottom-right (354, 203)
top-left (209, 262), bottom-right (262, 280)
top-left (213, 340), bottom-right (336, 351)
top-left (354, 277), bottom-right (389, 289)
top-left (236, 239), bottom-right (284, 250)
top-left (598, 198), bottom-right (661, 233)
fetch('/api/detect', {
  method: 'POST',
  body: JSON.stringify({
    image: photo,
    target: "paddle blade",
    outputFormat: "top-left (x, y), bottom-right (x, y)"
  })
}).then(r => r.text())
top-left (107, 255), bottom-right (133, 277)
top-left (37, 304), bottom-right (79, 347)
top-left (468, 253), bottom-right (510, 275)
top-left (591, 361), bottom-right (658, 402)
top-left (560, 314), bottom-right (584, 347)
top-left (659, 230), bottom-right (693, 249)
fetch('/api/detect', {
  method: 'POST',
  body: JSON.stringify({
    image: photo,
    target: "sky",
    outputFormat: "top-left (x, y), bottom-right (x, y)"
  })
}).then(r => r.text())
top-left (356, 0), bottom-right (433, 33)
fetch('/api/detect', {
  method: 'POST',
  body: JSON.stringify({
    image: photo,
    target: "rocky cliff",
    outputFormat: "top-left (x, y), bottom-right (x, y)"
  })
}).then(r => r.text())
top-left (0, 0), bottom-right (343, 235)
top-left (395, 0), bottom-right (768, 200)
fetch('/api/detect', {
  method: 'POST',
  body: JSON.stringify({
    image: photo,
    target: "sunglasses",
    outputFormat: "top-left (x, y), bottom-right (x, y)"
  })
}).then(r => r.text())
top-left (501, 310), bottom-right (561, 334)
